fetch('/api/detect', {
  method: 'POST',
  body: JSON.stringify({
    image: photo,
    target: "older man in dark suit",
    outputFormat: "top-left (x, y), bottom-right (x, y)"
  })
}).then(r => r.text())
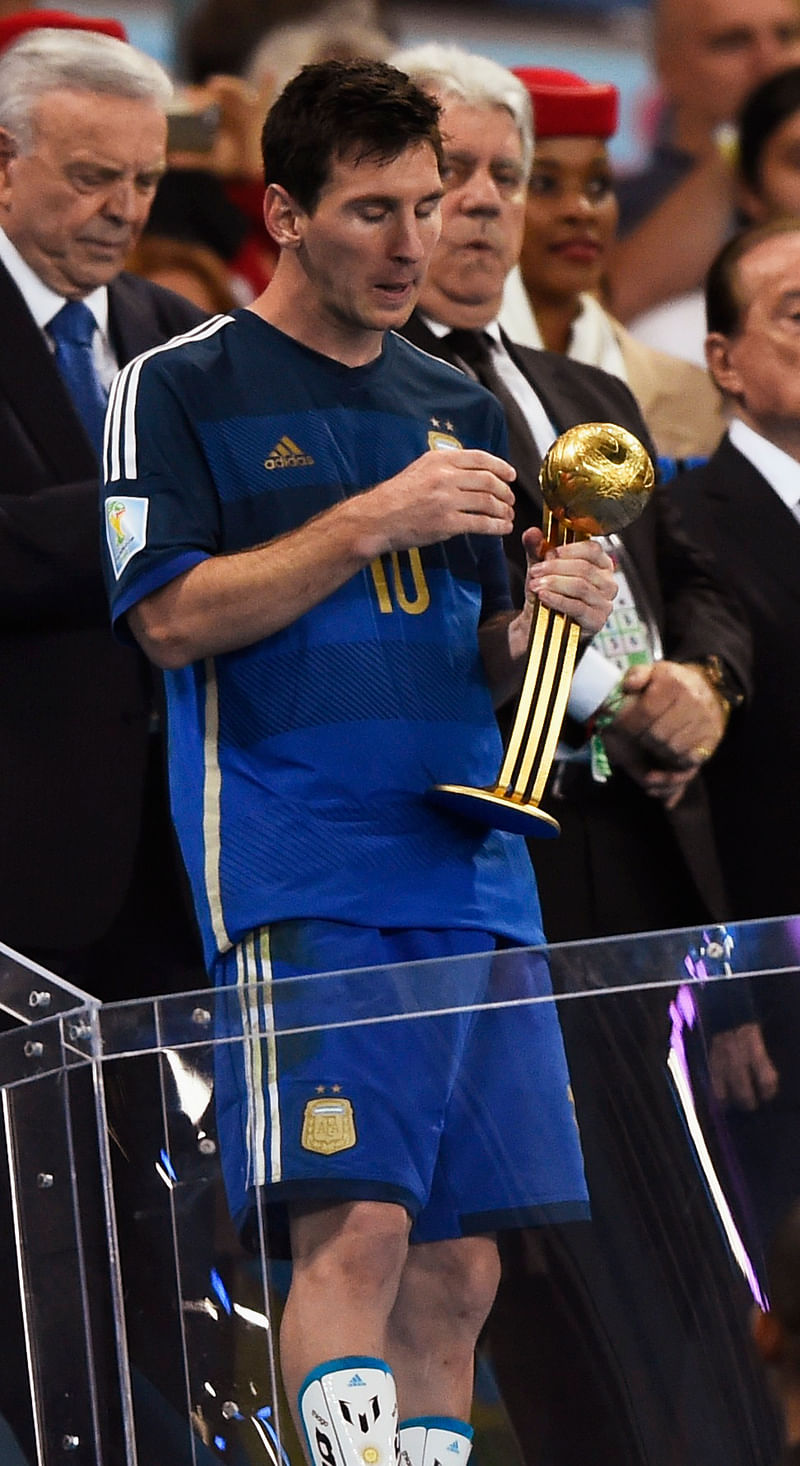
top-left (0, 17), bottom-right (207, 998)
top-left (391, 42), bottom-right (770, 1466)
top-left (672, 219), bottom-right (800, 1251)
top-left (0, 18), bottom-right (214, 1459)
top-left (393, 41), bottom-right (750, 942)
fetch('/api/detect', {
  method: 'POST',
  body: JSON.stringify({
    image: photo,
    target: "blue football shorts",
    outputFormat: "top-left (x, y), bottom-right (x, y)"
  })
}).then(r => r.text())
top-left (212, 920), bottom-right (588, 1248)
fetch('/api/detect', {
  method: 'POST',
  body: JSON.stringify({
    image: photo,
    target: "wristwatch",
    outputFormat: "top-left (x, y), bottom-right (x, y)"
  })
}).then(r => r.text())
top-left (685, 654), bottom-right (744, 726)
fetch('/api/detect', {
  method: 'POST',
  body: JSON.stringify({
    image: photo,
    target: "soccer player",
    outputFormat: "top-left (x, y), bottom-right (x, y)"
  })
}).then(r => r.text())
top-left (100, 58), bottom-right (616, 1466)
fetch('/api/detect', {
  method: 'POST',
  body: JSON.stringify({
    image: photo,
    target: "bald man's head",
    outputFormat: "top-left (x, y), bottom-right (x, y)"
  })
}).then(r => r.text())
top-left (654, 0), bottom-right (800, 143)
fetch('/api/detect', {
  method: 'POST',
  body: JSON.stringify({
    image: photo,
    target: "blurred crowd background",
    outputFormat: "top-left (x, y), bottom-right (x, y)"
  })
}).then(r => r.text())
top-left (8, 0), bottom-right (655, 170)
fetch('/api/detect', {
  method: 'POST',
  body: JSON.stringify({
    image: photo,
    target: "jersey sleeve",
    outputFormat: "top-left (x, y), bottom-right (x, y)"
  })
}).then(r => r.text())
top-left (101, 353), bottom-right (220, 636)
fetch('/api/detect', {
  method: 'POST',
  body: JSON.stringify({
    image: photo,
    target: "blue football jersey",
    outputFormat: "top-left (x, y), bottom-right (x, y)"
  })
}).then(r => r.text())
top-left (102, 312), bottom-right (544, 968)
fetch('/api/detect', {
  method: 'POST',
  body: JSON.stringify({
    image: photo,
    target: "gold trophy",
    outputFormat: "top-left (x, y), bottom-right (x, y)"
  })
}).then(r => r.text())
top-left (430, 423), bottom-right (655, 837)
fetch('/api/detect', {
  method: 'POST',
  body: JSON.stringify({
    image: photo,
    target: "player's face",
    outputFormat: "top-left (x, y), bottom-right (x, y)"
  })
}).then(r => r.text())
top-left (519, 136), bottom-right (618, 308)
top-left (658, 0), bottom-right (800, 131)
top-left (708, 232), bottom-right (800, 430)
top-left (417, 98), bottom-right (527, 330)
top-left (0, 88), bottom-right (166, 299)
top-left (741, 107), bottom-right (800, 222)
top-left (292, 142), bottom-right (442, 353)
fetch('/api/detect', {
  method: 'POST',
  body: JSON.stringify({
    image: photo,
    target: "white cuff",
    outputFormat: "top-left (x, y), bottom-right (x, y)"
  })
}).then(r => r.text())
top-left (567, 647), bottom-right (624, 723)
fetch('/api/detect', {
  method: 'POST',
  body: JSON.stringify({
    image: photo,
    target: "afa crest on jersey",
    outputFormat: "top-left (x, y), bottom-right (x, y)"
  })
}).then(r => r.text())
top-left (428, 417), bottom-right (462, 453)
top-left (104, 495), bottom-right (148, 580)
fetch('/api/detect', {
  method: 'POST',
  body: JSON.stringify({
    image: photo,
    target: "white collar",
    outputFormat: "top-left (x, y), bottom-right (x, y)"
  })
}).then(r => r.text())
top-left (0, 225), bottom-right (109, 335)
top-left (728, 417), bottom-right (800, 512)
top-left (419, 311), bottom-right (502, 344)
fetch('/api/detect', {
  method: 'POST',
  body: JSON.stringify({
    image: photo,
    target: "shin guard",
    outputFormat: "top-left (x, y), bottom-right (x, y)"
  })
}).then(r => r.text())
top-left (299, 1357), bottom-right (399, 1466)
top-left (398, 1417), bottom-right (473, 1466)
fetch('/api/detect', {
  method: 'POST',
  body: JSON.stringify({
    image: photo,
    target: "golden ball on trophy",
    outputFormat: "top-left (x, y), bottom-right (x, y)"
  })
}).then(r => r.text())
top-left (540, 422), bottom-right (655, 537)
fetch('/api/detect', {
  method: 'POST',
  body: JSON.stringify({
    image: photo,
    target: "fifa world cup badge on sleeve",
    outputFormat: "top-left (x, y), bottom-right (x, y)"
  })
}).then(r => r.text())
top-left (104, 495), bottom-right (149, 579)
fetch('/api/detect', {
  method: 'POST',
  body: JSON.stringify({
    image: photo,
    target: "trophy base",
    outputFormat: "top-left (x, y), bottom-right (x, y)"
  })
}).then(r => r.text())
top-left (428, 784), bottom-right (561, 838)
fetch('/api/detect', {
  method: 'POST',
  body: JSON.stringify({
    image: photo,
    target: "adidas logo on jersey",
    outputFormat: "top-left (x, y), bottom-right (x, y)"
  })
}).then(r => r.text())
top-left (264, 435), bottom-right (315, 470)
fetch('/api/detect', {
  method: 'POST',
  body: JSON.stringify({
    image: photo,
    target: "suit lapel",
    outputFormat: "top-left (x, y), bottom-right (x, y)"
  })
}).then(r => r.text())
top-left (702, 437), bottom-right (800, 606)
top-left (108, 272), bottom-right (164, 364)
top-left (0, 262), bottom-right (97, 481)
top-left (502, 334), bottom-right (578, 438)
top-left (398, 312), bottom-right (450, 363)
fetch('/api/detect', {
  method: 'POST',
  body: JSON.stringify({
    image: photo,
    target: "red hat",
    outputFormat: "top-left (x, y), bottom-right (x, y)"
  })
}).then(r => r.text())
top-left (0, 10), bottom-right (127, 55)
top-left (513, 67), bottom-right (618, 140)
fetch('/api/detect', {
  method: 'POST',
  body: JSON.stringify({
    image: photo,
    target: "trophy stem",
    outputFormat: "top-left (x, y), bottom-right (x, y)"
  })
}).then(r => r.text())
top-left (515, 617), bottom-right (581, 805)
top-left (496, 513), bottom-right (584, 805)
top-left (428, 512), bottom-right (587, 837)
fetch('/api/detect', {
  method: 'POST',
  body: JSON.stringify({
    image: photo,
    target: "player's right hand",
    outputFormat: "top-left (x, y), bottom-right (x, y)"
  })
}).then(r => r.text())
top-left (357, 449), bottom-right (517, 556)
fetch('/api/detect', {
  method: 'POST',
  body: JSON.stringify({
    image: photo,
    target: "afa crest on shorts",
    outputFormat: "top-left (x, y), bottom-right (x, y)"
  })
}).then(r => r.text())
top-left (301, 1093), bottom-right (357, 1154)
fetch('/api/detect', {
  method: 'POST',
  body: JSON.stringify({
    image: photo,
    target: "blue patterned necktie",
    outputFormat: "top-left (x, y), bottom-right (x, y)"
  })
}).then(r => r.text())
top-left (48, 299), bottom-right (108, 457)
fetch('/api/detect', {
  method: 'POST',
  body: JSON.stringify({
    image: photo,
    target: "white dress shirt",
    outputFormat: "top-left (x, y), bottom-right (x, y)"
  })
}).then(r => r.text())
top-left (0, 225), bottom-right (117, 387)
top-left (729, 416), bottom-right (800, 516)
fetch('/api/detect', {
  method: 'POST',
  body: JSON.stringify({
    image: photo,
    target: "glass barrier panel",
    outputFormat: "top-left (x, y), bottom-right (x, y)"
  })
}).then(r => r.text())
top-left (0, 942), bottom-right (100, 1029)
top-left (0, 950), bottom-right (101, 1464)
top-left (3, 917), bottom-right (800, 1465)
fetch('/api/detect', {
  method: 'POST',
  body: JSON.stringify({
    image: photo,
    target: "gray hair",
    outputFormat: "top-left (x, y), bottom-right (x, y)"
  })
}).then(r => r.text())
top-left (390, 42), bottom-right (534, 177)
top-left (246, 0), bottom-right (390, 100)
top-left (0, 28), bottom-right (173, 153)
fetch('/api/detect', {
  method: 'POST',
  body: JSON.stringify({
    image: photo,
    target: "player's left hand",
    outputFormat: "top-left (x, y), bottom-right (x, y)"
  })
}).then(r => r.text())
top-left (520, 526), bottom-right (617, 635)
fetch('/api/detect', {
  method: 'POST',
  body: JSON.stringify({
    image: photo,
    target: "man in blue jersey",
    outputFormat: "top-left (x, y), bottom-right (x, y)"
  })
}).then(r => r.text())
top-left (100, 59), bottom-right (616, 1466)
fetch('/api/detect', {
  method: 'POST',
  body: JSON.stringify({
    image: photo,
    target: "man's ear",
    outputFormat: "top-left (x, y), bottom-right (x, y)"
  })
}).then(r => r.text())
top-left (263, 183), bottom-right (306, 250)
top-left (0, 127), bottom-right (18, 206)
top-left (736, 179), bottom-right (768, 226)
top-left (752, 1305), bottom-right (786, 1365)
top-left (705, 331), bottom-right (743, 399)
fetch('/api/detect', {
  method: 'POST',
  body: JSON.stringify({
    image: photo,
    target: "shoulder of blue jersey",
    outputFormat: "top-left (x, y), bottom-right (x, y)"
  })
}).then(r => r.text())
top-left (104, 313), bottom-right (234, 485)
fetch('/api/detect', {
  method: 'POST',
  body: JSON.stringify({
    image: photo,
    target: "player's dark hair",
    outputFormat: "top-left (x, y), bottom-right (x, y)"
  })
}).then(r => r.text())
top-left (706, 217), bottom-right (800, 335)
top-left (261, 57), bottom-right (442, 213)
top-left (739, 63), bottom-right (800, 198)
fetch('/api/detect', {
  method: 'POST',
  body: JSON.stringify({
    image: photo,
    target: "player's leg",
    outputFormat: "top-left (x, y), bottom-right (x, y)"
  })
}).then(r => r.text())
top-left (391, 942), bottom-right (588, 1466)
top-left (388, 1237), bottom-right (497, 1466)
top-left (387, 1235), bottom-right (500, 1420)
top-left (284, 1198), bottom-right (410, 1466)
top-left (283, 1198), bottom-right (411, 1392)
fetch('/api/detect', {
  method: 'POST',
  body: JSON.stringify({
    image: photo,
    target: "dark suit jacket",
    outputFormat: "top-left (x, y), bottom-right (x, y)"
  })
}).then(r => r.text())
top-left (402, 313), bottom-right (752, 923)
top-left (0, 265), bottom-right (205, 949)
top-left (672, 435), bottom-right (800, 922)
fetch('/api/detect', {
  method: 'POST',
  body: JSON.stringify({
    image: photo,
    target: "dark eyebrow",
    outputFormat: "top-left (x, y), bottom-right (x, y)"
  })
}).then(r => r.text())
top-left (347, 189), bottom-right (444, 208)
